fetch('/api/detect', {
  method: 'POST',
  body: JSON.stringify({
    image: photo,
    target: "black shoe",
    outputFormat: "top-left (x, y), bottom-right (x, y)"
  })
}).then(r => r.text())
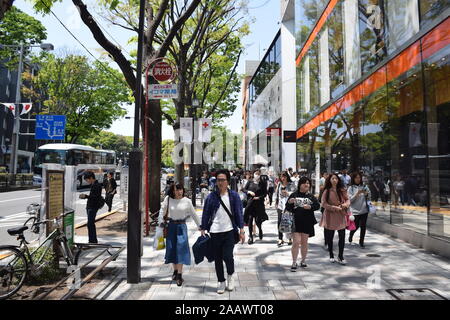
top-left (259, 229), bottom-right (263, 240)
top-left (290, 262), bottom-right (298, 272)
top-left (288, 239), bottom-right (292, 245)
top-left (172, 270), bottom-right (178, 281)
top-left (277, 240), bottom-right (284, 247)
top-left (176, 274), bottom-right (184, 286)
top-left (248, 237), bottom-right (254, 245)
top-left (359, 244), bottom-right (365, 249)
top-left (300, 262), bottom-right (307, 268)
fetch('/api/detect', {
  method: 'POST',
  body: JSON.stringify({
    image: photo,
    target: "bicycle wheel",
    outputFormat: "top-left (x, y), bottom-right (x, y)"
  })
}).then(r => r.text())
top-left (0, 247), bottom-right (28, 300)
top-left (23, 217), bottom-right (39, 243)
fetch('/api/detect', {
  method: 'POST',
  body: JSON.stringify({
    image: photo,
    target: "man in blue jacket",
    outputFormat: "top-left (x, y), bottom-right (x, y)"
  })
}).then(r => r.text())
top-left (200, 169), bottom-right (245, 294)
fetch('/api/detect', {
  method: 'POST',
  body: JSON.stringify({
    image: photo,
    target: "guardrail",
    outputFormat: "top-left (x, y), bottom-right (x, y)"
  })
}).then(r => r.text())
top-left (0, 173), bottom-right (36, 191)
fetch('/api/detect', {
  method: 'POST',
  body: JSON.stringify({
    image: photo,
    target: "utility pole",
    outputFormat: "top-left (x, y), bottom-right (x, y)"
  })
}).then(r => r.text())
top-left (9, 43), bottom-right (24, 175)
top-left (127, 0), bottom-right (145, 284)
top-left (191, 95), bottom-right (199, 207)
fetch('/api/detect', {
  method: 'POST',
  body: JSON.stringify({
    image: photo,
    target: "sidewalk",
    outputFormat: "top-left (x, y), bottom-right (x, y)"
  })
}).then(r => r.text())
top-left (79, 208), bottom-right (450, 300)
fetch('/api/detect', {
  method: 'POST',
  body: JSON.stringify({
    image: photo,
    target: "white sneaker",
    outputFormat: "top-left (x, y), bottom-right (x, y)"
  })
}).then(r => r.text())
top-left (217, 281), bottom-right (226, 294)
top-left (226, 274), bottom-right (234, 291)
top-left (329, 257), bottom-right (335, 263)
top-left (337, 258), bottom-right (347, 265)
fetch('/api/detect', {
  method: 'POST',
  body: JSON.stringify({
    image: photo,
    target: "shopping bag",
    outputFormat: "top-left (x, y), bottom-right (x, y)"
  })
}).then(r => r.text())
top-left (346, 214), bottom-right (356, 231)
top-left (279, 210), bottom-right (293, 233)
top-left (153, 226), bottom-right (165, 250)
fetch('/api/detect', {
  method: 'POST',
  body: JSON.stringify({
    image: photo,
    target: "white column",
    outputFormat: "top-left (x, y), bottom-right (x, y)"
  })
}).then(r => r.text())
top-left (319, 27), bottom-right (330, 106)
top-left (343, 0), bottom-right (361, 85)
top-left (281, 16), bottom-right (297, 171)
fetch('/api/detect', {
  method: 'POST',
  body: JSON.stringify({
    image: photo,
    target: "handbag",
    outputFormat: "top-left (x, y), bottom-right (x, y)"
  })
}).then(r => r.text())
top-left (366, 200), bottom-right (376, 214)
top-left (163, 197), bottom-right (169, 238)
top-left (346, 213), bottom-right (356, 231)
top-left (219, 196), bottom-right (241, 244)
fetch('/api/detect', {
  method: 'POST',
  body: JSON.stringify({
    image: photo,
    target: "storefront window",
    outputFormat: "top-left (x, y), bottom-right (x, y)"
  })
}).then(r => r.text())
top-left (359, 0), bottom-right (387, 75)
top-left (387, 63), bottom-right (427, 233)
top-left (309, 40), bottom-right (320, 112)
top-left (423, 43), bottom-right (450, 240)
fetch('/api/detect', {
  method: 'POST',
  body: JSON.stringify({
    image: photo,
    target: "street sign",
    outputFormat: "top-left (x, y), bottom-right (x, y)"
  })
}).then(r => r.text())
top-left (149, 84), bottom-right (178, 99)
top-left (150, 59), bottom-right (177, 82)
top-left (36, 115), bottom-right (66, 140)
top-left (283, 130), bottom-right (297, 143)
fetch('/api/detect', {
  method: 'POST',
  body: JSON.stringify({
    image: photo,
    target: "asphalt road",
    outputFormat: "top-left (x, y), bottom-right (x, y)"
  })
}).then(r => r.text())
top-left (0, 185), bottom-right (124, 246)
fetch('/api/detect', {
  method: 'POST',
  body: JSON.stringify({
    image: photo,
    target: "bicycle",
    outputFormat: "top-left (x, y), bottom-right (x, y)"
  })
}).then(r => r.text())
top-left (0, 211), bottom-right (76, 300)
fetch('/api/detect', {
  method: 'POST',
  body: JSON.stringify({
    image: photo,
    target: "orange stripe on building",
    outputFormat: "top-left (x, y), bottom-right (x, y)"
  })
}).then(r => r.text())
top-left (295, 0), bottom-right (339, 66)
top-left (421, 17), bottom-right (450, 60)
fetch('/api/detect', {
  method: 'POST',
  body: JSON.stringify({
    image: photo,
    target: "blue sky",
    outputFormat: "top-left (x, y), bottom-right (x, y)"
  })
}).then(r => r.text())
top-left (14, 0), bottom-right (280, 139)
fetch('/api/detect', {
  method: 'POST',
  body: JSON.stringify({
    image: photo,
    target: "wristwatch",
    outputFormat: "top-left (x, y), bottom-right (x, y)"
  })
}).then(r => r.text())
top-left (240, 230), bottom-right (245, 235)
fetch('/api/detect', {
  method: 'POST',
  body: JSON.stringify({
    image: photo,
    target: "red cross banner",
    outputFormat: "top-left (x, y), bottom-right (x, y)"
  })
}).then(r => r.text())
top-left (20, 103), bottom-right (32, 115)
top-left (198, 118), bottom-right (212, 143)
top-left (1, 103), bottom-right (15, 113)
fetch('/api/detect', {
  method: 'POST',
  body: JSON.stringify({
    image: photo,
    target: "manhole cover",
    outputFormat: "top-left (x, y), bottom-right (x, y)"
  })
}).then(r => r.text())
top-left (386, 288), bottom-right (447, 300)
top-left (366, 254), bottom-right (381, 257)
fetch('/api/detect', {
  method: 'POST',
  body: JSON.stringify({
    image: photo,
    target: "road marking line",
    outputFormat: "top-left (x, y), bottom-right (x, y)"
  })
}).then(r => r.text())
top-left (0, 196), bottom-right (40, 204)
top-left (0, 212), bottom-right (28, 221)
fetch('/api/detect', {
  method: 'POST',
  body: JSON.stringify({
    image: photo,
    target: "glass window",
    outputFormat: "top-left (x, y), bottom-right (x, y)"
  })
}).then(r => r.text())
top-left (386, 0), bottom-right (420, 54)
top-left (35, 150), bottom-right (67, 165)
top-left (106, 152), bottom-right (116, 165)
top-left (93, 152), bottom-right (102, 164)
top-left (83, 151), bottom-right (92, 164)
top-left (359, 0), bottom-right (387, 76)
top-left (295, 0), bottom-right (318, 54)
top-left (419, 0), bottom-right (450, 27)
top-left (328, 1), bottom-right (345, 98)
top-left (423, 43), bottom-right (450, 239)
top-left (309, 40), bottom-right (320, 111)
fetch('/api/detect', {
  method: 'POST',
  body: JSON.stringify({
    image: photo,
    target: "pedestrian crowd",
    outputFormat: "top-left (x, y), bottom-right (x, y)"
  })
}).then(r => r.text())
top-left (155, 166), bottom-right (384, 294)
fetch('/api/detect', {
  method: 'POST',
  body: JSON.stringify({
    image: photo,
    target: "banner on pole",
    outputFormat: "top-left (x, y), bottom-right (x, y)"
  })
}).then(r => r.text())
top-left (180, 117), bottom-right (193, 143)
top-left (197, 118), bottom-right (212, 143)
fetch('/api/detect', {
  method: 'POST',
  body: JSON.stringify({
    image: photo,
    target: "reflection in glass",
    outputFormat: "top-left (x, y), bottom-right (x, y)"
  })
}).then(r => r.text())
top-left (423, 44), bottom-right (450, 239)
top-left (359, 0), bottom-right (387, 75)
top-left (328, 1), bottom-right (345, 98)
top-left (419, 0), bottom-right (450, 27)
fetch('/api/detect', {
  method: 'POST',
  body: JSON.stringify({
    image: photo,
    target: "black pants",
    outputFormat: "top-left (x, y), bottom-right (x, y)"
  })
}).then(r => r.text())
top-left (267, 188), bottom-right (274, 206)
top-left (349, 213), bottom-right (368, 245)
top-left (211, 230), bottom-right (235, 282)
top-left (106, 193), bottom-right (115, 212)
top-left (87, 208), bottom-right (99, 243)
top-left (277, 209), bottom-right (283, 240)
top-left (247, 214), bottom-right (262, 239)
top-left (324, 228), bottom-right (345, 259)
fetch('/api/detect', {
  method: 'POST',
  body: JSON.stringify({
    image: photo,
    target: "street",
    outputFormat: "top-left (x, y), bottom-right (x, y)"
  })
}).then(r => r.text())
top-left (0, 185), bottom-right (124, 245)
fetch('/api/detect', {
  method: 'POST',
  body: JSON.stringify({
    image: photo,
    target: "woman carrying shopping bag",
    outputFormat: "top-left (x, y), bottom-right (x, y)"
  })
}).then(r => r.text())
top-left (320, 173), bottom-right (350, 265)
top-left (158, 183), bottom-right (201, 286)
top-left (347, 172), bottom-right (371, 248)
top-left (285, 176), bottom-right (320, 271)
top-left (275, 171), bottom-right (296, 247)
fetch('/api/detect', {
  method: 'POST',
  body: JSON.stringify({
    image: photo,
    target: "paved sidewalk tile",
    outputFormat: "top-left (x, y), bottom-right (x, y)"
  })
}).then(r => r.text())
top-left (91, 208), bottom-right (450, 300)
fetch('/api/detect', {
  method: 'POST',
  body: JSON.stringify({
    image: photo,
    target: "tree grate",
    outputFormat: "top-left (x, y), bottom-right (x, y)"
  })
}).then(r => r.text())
top-left (386, 288), bottom-right (447, 300)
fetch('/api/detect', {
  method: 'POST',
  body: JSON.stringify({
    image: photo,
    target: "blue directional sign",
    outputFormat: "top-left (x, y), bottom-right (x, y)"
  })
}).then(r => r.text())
top-left (35, 115), bottom-right (66, 140)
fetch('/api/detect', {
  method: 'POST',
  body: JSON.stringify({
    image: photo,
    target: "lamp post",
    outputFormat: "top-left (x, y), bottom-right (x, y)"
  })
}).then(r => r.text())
top-left (0, 42), bottom-right (54, 175)
top-left (191, 95), bottom-right (199, 207)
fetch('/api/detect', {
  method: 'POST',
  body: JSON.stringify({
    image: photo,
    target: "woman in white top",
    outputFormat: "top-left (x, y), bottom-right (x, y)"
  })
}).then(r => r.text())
top-left (275, 171), bottom-right (296, 246)
top-left (158, 183), bottom-right (201, 286)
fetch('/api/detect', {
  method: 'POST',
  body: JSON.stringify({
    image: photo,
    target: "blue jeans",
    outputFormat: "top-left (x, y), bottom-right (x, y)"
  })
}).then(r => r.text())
top-left (87, 208), bottom-right (99, 243)
top-left (210, 230), bottom-right (235, 282)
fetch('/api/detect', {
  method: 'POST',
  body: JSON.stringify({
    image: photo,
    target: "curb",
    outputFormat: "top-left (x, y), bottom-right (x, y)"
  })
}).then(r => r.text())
top-left (75, 209), bottom-right (120, 229)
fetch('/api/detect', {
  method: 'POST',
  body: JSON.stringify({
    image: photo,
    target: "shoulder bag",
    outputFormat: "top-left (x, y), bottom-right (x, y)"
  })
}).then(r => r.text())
top-left (219, 196), bottom-right (241, 244)
top-left (163, 197), bottom-right (170, 238)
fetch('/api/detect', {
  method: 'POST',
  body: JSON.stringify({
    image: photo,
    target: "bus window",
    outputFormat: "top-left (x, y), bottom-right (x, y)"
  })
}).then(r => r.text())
top-left (106, 152), bottom-right (115, 164)
top-left (101, 152), bottom-right (107, 164)
top-left (73, 151), bottom-right (84, 165)
top-left (35, 150), bottom-right (67, 165)
top-left (83, 151), bottom-right (92, 164)
top-left (93, 152), bottom-right (102, 164)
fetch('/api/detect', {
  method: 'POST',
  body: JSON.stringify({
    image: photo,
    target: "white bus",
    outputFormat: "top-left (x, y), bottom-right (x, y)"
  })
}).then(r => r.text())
top-left (33, 143), bottom-right (116, 188)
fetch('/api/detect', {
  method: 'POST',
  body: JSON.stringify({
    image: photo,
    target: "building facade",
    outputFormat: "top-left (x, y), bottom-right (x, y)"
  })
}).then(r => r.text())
top-left (0, 61), bottom-right (43, 172)
top-left (293, 0), bottom-right (450, 247)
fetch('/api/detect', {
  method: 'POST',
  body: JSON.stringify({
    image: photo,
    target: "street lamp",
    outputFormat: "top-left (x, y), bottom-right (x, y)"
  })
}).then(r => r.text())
top-left (1, 42), bottom-right (54, 175)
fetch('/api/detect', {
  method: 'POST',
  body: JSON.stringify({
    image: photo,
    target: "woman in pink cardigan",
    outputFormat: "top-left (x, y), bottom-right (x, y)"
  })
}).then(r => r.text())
top-left (319, 173), bottom-right (350, 265)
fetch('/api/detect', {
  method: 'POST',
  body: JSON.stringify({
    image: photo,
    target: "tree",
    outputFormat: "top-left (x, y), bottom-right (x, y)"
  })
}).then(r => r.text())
top-left (161, 139), bottom-right (174, 168)
top-left (0, 0), bottom-right (14, 21)
top-left (22, 53), bottom-right (131, 143)
top-left (0, 6), bottom-right (47, 66)
top-left (81, 131), bottom-right (134, 159)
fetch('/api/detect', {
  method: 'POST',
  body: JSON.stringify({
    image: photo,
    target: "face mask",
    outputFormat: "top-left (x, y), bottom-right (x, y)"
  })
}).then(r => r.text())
top-left (254, 174), bottom-right (260, 180)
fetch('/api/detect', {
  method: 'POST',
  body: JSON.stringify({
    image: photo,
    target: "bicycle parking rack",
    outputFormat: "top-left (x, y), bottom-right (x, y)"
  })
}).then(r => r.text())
top-left (33, 243), bottom-right (125, 300)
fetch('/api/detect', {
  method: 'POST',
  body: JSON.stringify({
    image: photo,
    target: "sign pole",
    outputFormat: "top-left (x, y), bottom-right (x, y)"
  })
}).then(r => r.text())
top-left (10, 43), bottom-right (24, 175)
